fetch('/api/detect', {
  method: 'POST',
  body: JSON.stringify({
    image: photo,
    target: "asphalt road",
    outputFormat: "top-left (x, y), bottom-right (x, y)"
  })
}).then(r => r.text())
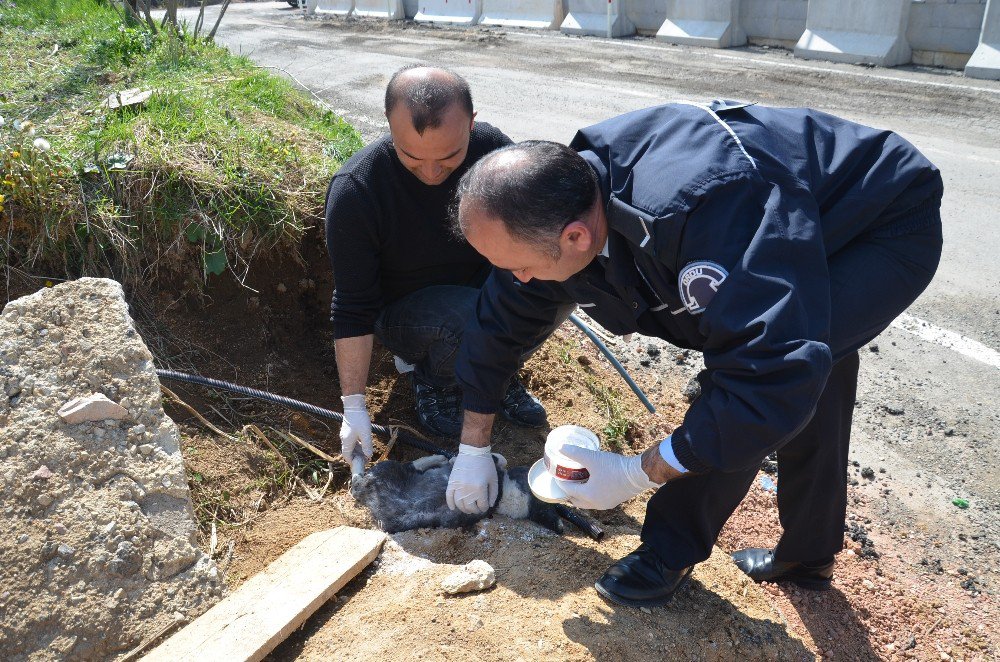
top-left (198, 3), bottom-right (999, 585)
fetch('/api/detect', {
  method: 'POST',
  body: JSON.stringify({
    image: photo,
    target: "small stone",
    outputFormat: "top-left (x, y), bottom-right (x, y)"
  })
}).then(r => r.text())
top-left (58, 393), bottom-right (128, 424)
top-left (467, 614), bottom-right (484, 632)
top-left (681, 377), bottom-right (701, 403)
top-left (441, 560), bottom-right (496, 595)
top-left (161, 476), bottom-right (172, 488)
top-left (861, 467), bottom-right (875, 480)
top-left (868, 343), bottom-right (879, 352)
top-left (862, 579), bottom-right (875, 591)
top-left (37, 493), bottom-right (55, 507)
top-left (57, 543), bottom-right (75, 559)
top-left (883, 403), bottom-right (904, 416)
top-left (53, 523), bottom-right (67, 534)
top-left (640, 607), bottom-right (651, 614)
top-left (138, 444), bottom-right (154, 456)
top-left (31, 465), bottom-right (54, 480)
top-left (18, 534), bottom-right (29, 544)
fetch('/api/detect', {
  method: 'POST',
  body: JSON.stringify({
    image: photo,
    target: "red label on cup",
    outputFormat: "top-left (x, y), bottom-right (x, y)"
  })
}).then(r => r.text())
top-left (545, 455), bottom-right (590, 481)
top-left (554, 465), bottom-right (590, 481)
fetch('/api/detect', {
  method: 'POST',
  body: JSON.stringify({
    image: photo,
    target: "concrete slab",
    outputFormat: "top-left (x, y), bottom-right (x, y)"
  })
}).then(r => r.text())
top-left (966, 0), bottom-right (1000, 80)
top-left (413, 0), bottom-right (482, 24)
top-left (656, 0), bottom-right (745, 49)
top-left (561, 0), bottom-right (634, 37)
top-left (794, 0), bottom-right (912, 67)
top-left (480, 0), bottom-right (564, 29)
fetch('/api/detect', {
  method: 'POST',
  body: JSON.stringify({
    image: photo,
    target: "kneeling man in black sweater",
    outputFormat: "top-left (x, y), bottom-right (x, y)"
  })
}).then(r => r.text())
top-left (325, 65), bottom-right (565, 462)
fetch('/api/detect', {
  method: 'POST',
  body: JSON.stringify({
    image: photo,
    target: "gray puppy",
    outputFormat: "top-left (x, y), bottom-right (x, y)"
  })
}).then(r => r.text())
top-left (350, 454), bottom-right (564, 535)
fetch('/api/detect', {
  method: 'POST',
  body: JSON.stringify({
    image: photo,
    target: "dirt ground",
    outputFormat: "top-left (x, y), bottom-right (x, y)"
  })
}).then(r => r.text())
top-left (107, 235), bottom-right (992, 661)
top-left (3, 208), bottom-right (997, 658)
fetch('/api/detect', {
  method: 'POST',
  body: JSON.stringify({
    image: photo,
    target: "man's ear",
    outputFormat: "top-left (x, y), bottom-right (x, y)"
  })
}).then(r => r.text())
top-left (561, 220), bottom-right (594, 255)
top-left (469, 110), bottom-right (478, 130)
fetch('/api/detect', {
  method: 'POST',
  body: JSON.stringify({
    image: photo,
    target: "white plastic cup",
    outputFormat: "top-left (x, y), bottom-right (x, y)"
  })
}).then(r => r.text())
top-left (544, 425), bottom-right (600, 484)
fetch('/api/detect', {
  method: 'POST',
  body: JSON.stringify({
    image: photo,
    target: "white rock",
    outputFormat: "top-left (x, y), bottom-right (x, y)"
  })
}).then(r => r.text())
top-left (441, 560), bottom-right (496, 595)
top-left (58, 393), bottom-right (128, 424)
top-left (138, 444), bottom-right (154, 456)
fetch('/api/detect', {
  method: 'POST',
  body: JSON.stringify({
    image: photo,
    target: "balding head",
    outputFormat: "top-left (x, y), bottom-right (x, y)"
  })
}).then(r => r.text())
top-left (385, 65), bottom-right (474, 134)
top-left (453, 141), bottom-right (599, 257)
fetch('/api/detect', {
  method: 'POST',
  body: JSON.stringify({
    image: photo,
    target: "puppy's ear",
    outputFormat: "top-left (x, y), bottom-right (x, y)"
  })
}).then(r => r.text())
top-left (491, 453), bottom-right (508, 472)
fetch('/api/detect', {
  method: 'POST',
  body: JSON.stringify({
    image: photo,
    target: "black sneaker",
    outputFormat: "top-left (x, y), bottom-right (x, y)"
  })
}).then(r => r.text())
top-left (500, 376), bottom-right (547, 428)
top-left (412, 375), bottom-right (462, 438)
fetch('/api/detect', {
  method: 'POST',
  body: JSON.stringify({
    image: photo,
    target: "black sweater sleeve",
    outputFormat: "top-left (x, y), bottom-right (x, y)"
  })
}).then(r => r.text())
top-left (325, 172), bottom-right (383, 339)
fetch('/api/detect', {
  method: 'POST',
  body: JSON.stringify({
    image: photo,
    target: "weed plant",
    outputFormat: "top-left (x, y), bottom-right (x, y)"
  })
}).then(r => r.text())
top-left (0, 0), bottom-right (362, 289)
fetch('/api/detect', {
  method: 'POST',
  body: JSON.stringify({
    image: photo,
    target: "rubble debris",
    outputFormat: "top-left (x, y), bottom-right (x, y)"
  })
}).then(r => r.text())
top-left (441, 560), bottom-right (496, 595)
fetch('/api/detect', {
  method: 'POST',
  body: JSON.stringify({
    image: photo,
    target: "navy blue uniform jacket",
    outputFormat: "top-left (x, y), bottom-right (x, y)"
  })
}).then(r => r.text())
top-left (456, 102), bottom-right (943, 474)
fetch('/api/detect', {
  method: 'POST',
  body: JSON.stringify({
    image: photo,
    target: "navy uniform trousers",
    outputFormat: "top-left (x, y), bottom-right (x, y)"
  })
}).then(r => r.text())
top-left (642, 204), bottom-right (944, 570)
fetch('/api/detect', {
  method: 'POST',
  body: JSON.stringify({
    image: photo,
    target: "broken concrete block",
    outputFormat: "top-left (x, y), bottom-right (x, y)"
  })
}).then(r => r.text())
top-left (58, 393), bottom-right (128, 424)
top-left (441, 560), bottom-right (496, 595)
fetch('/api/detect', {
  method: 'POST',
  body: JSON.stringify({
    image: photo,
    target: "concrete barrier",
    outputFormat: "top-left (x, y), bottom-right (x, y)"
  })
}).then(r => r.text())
top-left (354, 0), bottom-right (404, 18)
top-left (480, 0), bottom-right (564, 29)
top-left (656, 0), bottom-right (745, 48)
top-left (741, 0), bottom-right (806, 46)
top-left (306, 0), bottom-right (354, 16)
top-left (907, 0), bottom-right (985, 68)
top-left (413, 0), bottom-right (482, 24)
top-left (308, 0), bottom-right (354, 15)
top-left (966, 0), bottom-right (1000, 79)
top-left (794, 0), bottom-right (912, 67)
top-left (562, 0), bottom-right (634, 37)
top-left (623, 0), bottom-right (665, 34)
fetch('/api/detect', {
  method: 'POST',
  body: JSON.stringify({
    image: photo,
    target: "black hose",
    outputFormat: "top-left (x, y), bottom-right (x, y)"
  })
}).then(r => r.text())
top-left (568, 314), bottom-right (656, 413)
top-left (155, 368), bottom-right (454, 458)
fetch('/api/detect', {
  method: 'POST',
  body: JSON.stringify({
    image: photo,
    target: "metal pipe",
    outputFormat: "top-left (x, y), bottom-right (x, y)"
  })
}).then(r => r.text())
top-left (568, 314), bottom-right (656, 414)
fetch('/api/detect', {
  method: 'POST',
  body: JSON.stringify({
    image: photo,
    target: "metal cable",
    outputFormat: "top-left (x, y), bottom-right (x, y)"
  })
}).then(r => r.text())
top-left (568, 314), bottom-right (656, 413)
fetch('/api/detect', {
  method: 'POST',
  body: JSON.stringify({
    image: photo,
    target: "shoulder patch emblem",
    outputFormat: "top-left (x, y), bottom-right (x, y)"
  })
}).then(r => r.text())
top-left (677, 261), bottom-right (728, 314)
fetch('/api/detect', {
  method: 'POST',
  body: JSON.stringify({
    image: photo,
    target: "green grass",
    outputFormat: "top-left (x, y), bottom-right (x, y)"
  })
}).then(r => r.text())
top-left (0, 0), bottom-right (362, 286)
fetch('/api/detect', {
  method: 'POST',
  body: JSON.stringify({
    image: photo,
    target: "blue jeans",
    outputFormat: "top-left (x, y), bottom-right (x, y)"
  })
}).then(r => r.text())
top-left (374, 285), bottom-right (573, 390)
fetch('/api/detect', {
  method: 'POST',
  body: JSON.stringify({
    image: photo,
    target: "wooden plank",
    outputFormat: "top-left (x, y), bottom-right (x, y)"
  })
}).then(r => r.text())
top-left (143, 527), bottom-right (386, 662)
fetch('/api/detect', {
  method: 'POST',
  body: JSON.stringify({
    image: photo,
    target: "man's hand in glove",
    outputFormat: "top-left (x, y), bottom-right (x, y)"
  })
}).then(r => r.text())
top-left (559, 444), bottom-right (674, 511)
top-left (339, 394), bottom-right (373, 463)
top-left (446, 444), bottom-right (498, 514)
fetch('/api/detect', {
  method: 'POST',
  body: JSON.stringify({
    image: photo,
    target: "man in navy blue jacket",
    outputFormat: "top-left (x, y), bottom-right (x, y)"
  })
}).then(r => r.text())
top-left (444, 101), bottom-right (943, 607)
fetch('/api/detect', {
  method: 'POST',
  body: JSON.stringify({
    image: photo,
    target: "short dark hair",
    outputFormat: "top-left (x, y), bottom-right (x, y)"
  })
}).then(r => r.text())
top-left (384, 65), bottom-right (474, 134)
top-left (453, 141), bottom-right (598, 257)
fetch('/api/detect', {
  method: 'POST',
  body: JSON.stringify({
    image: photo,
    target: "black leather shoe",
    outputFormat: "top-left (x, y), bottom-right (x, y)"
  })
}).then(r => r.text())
top-left (500, 376), bottom-right (547, 428)
top-left (412, 376), bottom-right (462, 438)
top-left (595, 543), bottom-right (693, 608)
top-left (731, 548), bottom-right (834, 590)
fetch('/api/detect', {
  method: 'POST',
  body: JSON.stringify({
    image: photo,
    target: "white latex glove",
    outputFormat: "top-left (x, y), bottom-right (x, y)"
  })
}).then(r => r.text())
top-left (446, 444), bottom-right (498, 514)
top-left (558, 445), bottom-right (662, 510)
top-left (340, 394), bottom-right (373, 463)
